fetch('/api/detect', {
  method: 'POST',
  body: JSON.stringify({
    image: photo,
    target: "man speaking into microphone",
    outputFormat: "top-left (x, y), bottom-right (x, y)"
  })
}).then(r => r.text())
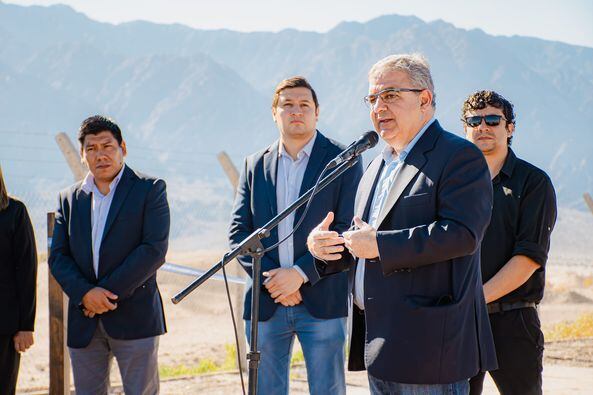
top-left (229, 76), bottom-right (363, 395)
top-left (308, 54), bottom-right (497, 394)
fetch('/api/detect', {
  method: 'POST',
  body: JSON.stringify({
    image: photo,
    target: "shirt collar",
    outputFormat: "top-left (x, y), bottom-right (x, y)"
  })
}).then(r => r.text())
top-left (382, 117), bottom-right (435, 164)
top-left (279, 131), bottom-right (317, 161)
top-left (81, 164), bottom-right (126, 195)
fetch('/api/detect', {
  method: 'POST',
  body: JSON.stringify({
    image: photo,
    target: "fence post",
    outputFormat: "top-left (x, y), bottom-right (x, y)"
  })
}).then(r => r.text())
top-left (55, 132), bottom-right (88, 180)
top-left (217, 151), bottom-right (247, 372)
top-left (47, 212), bottom-right (70, 394)
top-left (52, 132), bottom-right (83, 394)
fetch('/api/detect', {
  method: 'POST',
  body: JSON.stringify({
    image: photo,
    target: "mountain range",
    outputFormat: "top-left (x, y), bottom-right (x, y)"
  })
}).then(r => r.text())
top-left (0, 2), bottom-right (591, 252)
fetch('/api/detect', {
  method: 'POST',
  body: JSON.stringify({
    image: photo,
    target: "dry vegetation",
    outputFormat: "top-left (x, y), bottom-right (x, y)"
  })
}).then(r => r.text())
top-left (546, 313), bottom-right (593, 342)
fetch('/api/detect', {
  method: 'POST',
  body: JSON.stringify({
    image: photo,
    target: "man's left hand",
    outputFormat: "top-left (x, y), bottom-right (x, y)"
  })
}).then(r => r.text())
top-left (343, 216), bottom-right (379, 259)
top-left (13, 331), bottom-right (34, 353)
top-left (264, 267), bottom-right (304, 299)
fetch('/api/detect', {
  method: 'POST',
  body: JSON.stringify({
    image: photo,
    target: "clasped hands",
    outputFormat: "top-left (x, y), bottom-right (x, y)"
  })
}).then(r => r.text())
top-left (263, 267), bottom-right (304, 307)
top-left (307, 212), bottom-right (379, 261)
top-left (81, 287), bottom-right (118, 318)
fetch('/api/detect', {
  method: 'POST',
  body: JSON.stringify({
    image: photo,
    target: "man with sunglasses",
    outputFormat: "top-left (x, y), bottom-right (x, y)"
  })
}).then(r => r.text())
top-left (463, 91), bottom-right (557, 395)
top-left (308, 54), bottom-right (497, 394)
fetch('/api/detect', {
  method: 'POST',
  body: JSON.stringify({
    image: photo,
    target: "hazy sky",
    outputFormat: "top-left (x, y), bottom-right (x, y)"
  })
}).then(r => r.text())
top-left (5, 0), bottom-right (593, 48)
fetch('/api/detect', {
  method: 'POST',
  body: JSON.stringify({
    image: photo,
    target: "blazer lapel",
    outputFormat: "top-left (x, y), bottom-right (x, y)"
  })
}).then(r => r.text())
top-left (262, 141), bottom-right (279, 217)
top-left (298, 133), bottom-right (328, 195)
top-left (374, 160), bottom-right (423, 228)
top-left (355, 155), bottom-right (384, 221)
top-left (75, 185), bottom-right (95, 281)
top-left (295, 133), bottom-right (329, 222)
top-left (374, 121), bottom-right (442, 228)
top-left (101, 165), bottom-right (136, 243)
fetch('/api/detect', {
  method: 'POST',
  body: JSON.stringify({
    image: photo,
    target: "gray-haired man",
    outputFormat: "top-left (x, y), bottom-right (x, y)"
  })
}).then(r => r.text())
top-left (308, 54), bottom-right (497, 394)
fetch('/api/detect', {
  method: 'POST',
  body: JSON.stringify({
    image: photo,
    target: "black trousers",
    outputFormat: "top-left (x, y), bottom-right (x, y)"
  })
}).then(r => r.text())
top-left (469, 307), bottom-right (544, 395)
top-left (0, 334), bottom-right (20, 395)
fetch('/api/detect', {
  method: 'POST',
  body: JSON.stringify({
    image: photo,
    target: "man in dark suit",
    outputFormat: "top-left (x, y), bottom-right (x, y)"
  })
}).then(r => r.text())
top-left (308, 54), bottom-right (497, 394)
top-left (49, 116), bottom-right (170, 395)
top-left (229, 76), bottom-right (362, 395)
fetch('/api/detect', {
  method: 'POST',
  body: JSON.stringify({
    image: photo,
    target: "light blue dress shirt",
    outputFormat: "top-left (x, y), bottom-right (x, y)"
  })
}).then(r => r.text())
top-left (354, 118), bottom-right (435, 310)
top-left (276, 132), bottom-right (317, 283)
top-left (81, 165), bottom-right (125, 277)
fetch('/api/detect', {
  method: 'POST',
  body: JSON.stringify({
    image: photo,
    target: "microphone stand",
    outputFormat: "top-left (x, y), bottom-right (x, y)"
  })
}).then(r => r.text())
top-left (171, 156), bottom-right (359, 395)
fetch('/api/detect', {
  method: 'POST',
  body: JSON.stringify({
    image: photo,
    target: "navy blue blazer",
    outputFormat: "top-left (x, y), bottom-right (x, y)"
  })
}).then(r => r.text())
top-left (229, 131), bottom-right (363, 321)
top-left (316, 121), bottom-right (498, 384)
top-left (49, 165), bottom-right (170, 348)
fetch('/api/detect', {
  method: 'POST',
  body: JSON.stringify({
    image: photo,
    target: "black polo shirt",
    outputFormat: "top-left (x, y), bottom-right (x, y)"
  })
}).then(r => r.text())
top-left (480, 148), bottom-right (557, 304)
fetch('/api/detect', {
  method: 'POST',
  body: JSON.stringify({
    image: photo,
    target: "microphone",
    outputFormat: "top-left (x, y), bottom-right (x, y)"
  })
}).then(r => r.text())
top-left (327, 130), bottom-right (379, 169)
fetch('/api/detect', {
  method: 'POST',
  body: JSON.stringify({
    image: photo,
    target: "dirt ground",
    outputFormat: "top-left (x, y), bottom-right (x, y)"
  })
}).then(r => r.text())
top-left (15, 253), bottom-right (593, 394)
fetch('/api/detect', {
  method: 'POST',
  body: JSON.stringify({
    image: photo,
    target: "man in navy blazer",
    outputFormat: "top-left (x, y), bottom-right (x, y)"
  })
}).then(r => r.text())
top-left (308, 54), bottom-right (497, 394)
top-left (229, 76), bottom-right (362, 395)
top-left (49, 116), bottom-right (169, 395)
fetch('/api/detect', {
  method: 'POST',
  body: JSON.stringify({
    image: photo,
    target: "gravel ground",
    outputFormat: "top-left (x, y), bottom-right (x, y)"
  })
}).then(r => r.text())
top-left (545, 338), bottom-right (593, 367)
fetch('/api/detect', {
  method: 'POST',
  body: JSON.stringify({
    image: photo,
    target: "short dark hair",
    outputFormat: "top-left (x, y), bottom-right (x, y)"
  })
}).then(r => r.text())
top-left (78, 115), bottom-right (123, 146)
top-left (272, 76), bottom-right (319, 109)
top-left (462, 90), bottom-right (516, 145)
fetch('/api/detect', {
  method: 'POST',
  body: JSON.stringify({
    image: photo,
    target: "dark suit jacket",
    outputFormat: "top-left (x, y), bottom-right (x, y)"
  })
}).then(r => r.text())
top-left (48, 165), bottom-right (170, 348)
top-left (0, 198), bottom-right (37, 335)
top-left (317, 121), bottom-right (497, 384)
top-left (229, 131), bottom-right (363, 321)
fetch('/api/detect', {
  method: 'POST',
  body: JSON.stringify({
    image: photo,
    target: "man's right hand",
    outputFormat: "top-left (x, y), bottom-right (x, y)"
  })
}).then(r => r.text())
top-left (82, 287), bottom-right (118, 315)
top-left (307, 212), bottom-right (346, 261)
top-left (275, 290), bottom-right (303, 307)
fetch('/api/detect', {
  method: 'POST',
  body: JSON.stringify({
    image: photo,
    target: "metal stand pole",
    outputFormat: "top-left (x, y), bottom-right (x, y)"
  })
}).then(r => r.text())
top-left (246, 239), bottom-right (265, 395)
top-left (171, 158), bottom-right (359, 395)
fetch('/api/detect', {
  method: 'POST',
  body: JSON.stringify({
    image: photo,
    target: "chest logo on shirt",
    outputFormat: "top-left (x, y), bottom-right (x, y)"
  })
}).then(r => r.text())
top-left (503, 186), bottom-right (514, 197)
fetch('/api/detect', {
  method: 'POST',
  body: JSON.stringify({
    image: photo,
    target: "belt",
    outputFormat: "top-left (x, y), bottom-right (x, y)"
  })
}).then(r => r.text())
top-left (487, 301), bottom-right (537, 314)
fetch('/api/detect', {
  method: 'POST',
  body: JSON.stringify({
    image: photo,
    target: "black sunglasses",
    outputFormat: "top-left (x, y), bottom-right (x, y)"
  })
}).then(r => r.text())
top-left (463, 114), bottom-right (507, 127)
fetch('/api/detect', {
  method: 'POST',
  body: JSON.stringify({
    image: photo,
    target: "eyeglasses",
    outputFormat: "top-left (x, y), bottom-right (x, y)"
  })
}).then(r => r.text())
top-left (363, 87), bottom-right (424, 108)
top-left (463, 114), bottom-right (507, 127)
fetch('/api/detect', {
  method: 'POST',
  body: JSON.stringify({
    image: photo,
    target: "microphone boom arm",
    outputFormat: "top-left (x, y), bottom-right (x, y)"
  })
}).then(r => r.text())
top-left (171, 156), bottom-right (360, 304)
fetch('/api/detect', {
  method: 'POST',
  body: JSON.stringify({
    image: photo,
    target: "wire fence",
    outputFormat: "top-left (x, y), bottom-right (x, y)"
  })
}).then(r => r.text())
top-left (1, 129), bottom-right (242, 253)
top-left (2, 134), bottom-right (250, 393)
top-left (4, 131), bottom-right (593, 393)
top-left (6, 178), bottom-right (235, 253)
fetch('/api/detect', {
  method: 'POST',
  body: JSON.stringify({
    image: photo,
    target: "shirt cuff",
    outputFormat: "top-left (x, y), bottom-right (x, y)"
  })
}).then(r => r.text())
top-left (293, 265), bottom-right (309, 283)
top-left (512, 240), bottom-right (548, 267)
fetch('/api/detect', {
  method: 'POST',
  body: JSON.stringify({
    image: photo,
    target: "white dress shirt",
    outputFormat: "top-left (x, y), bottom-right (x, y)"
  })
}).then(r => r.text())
top-left (81, 165), bottom-right (125, 277)
top-left (276, 132), bottom-right (317, 282)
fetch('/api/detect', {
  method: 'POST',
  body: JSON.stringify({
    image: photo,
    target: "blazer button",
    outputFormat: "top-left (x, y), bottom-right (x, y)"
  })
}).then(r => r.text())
top-left (141, 284), bottom-right (147, 289)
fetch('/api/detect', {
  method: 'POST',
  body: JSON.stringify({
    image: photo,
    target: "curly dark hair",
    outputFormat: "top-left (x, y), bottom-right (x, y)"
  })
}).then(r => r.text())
top-left (461, 90), bottom-right (515, 145)
top-left (78, 115), bottom-right (123, 146)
